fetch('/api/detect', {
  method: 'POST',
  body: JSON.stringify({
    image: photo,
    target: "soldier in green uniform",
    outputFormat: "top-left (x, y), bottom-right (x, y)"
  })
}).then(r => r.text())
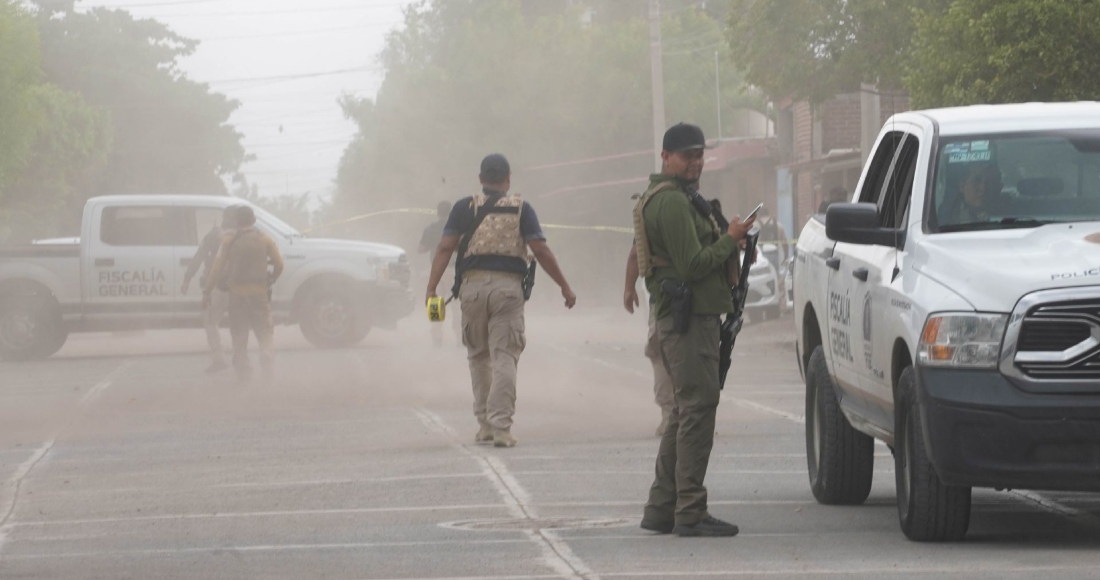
top-left (634, 123), bottom-right (755, 538)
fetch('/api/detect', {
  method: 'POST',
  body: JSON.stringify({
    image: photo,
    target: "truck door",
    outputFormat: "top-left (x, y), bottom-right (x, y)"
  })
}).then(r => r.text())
top-left (827, 131), bottom-right (907, 406)
top-left (858, 131), bottom-right (921, 431)
top-left (84, 204), bottom-right (187, 326)
top-left (832, 130), bottom-right (922, 433)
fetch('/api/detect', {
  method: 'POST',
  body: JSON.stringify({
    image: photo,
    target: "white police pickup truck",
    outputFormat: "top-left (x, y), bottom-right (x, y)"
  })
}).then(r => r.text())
top-left (0, 195), bottom-right (412, 360)
top-left (792, 102), bottom-right (1100, 541)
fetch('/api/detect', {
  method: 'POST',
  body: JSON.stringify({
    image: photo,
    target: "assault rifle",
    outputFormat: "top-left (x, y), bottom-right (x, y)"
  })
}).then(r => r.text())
top-left (686, 192), bottom-right (758, 389)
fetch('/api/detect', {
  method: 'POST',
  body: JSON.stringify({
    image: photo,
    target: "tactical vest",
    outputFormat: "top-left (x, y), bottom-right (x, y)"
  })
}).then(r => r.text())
top-left (466, 194), bottom-right (527, 260)
top-left (633, 181), bottom-right (676, 278)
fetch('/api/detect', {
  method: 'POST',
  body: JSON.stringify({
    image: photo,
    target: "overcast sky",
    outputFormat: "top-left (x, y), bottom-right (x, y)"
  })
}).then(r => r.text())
top-left (82, 0), bottom-right (416, 203)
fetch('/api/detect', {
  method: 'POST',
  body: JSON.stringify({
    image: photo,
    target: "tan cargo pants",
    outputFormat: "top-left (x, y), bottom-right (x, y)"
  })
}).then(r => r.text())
top-left (228, 292), bottom-right (274, 377)
top-left (204, 289), bottom-right (230, 365)
top-left (644, 314), bottom-right (722, 527)
top-left (459, 270), bottom-right (526, 433)
top-left (646, 303), bottom-right (675, 423)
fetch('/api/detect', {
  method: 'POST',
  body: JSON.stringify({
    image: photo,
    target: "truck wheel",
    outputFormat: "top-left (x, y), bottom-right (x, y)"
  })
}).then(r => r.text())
top-left (299, 285), bottom-right (370, 348)
top-left (805, 345), bottom-right (874, 504)
top-left (895, 366), bottom-right (971, 541)
top-left (0, 294), bottom-right (68, 361)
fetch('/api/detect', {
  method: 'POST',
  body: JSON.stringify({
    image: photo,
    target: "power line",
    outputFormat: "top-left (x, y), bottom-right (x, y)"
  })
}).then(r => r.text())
top-left (131, 3), bottom-right (409, 18)
top-left (203, 65), bottom-right (378, 86)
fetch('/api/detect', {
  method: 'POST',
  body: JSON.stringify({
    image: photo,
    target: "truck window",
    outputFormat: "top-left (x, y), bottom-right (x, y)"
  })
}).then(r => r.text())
top-left (100, 207), bottom-right (188, 247)
top-left (858, 131), bottom-right (906, 205)
top-left (190, 208), bottom-right (225, 247)
top-left (879, 135), bottom-right (920, 229)
top-left (931, 130), bottom-right (1100, 232)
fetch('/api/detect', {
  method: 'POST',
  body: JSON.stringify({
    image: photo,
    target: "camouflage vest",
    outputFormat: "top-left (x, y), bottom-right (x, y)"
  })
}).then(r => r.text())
top-left (466, 194), bottom-right (527, 260)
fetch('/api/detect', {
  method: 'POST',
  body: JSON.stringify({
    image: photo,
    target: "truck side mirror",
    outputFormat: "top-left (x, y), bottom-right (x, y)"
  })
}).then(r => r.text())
top-left (825, 203), bottom-right (904, 248)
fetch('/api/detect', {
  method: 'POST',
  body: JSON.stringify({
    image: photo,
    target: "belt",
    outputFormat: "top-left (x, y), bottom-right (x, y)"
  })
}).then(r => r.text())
top-left (463, 269), bottom-right (523, 280)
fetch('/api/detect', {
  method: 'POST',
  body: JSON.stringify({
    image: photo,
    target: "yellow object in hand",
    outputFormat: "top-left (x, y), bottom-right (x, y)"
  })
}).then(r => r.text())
top-left (426, 296), bottom-right (447, 322)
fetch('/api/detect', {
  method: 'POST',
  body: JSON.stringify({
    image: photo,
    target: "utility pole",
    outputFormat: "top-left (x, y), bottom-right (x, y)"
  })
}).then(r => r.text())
top-left (648, 0), bottom-right (665, 172)
top-left (714, 50), bottom-right (722, 142)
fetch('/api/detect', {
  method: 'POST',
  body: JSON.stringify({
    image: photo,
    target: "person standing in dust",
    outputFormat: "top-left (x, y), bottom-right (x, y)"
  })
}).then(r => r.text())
top-left (181, 205), bottom-right (237, 374)
top-left (424, 153), bottom-right (576, 448)
top-left (418, 200), bottom-right (461, 346)
top-left (204, 206), bottom-right (285, 383)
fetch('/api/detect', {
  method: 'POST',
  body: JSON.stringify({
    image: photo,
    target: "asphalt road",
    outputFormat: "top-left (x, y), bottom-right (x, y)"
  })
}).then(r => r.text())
top-left (2, 308), bottom-right (1100, 579)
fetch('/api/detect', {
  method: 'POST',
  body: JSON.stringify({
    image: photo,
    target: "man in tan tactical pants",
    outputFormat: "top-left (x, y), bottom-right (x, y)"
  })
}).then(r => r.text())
top-left (625, 243), bottom-right (675, 436)
top-left (426, 153), bottom-right (576, 448)
top-left (460, 270), bottom-right (526, 437)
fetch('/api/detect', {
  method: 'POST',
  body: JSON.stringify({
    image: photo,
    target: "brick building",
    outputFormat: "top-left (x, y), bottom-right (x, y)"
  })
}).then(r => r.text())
top-left (774, 86), bottom-right (910, 235)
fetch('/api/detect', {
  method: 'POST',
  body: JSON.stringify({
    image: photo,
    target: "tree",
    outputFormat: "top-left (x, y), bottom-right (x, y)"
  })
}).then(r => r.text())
top-left (0, 1), bottom-right (41, 195)
top-left (725, 0), bottom-right (949, 102)
top-left (0, 1), bottom-right (110, 242)
top-left (4, 84), bottom-right (111, 241)
top-left (336, 0), bottom-right (762, 217)
top-left (30, 0), bottom-right (246, 196)
top-left (905, 0), bottom-right (1100, 108)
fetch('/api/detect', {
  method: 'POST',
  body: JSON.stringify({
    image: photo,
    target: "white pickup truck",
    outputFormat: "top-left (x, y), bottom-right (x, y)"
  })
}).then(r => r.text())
top-left (0, 195), bottom-right (413, 360)
top-left (792, 102), bottom-right (1100, 541)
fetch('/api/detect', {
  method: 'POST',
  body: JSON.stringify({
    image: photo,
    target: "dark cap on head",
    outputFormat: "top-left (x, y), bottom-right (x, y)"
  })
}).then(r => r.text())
top-left (479, 153), bottom-right (511, 183)
top-left (236, 205), bottom-right (256, 227)
top-left (663, 123), bottom-right (707, 152)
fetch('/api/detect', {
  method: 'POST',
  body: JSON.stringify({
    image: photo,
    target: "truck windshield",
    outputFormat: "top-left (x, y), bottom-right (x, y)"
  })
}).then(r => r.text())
top-left (931, 130), bottom-right (1100, 232)
top-left (252, 205), bottom-right (303, 238)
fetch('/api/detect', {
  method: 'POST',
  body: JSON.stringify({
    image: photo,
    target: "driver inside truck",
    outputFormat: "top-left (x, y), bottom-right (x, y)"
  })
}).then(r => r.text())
top-left (938, 160), bottom-right (1008, 226)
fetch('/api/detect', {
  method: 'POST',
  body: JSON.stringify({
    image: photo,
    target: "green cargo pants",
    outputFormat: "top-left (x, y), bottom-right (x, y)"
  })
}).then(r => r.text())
top-left (643, 314), bottom-right (722, 526)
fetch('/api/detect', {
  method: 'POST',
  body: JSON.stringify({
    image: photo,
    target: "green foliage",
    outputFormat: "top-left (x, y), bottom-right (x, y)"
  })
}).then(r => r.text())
top-left (336, 0), bottom-right (761, 216)
top-left (725, 0), bottom-right (949, 102)
top-left (31, 1), bottom-right (247, 195)
top-left (232, 176), bottom-right (329, 233)
top-left (906, 0), bottom-right (1100, 108)
top-left (3, 84), bottom-right (112, 241)
top-left (0, 1), bottom-right (42, 193)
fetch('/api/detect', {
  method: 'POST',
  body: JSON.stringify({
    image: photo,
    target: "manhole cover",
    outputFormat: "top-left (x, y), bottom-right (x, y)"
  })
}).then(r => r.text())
top-left (443, 517), bottom-right (631, 531)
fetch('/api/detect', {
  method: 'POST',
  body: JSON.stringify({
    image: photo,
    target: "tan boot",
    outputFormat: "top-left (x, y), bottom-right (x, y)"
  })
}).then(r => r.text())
top-left (475, 424), bottom-right (494, 444)
top-left (493, 430), bottom-right (517, 448)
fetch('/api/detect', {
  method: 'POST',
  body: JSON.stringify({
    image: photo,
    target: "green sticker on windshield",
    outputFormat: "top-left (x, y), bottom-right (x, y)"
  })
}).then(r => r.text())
top-left (949, 151), bottom-right (992, 163)
top-left (945, 140), bottom-right (993, 163)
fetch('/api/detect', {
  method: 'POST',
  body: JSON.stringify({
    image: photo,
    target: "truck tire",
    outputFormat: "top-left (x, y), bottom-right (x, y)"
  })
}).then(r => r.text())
top-left (805, 345), bottom-right (874, 505)
top-left (299, 284), bottom-right (370, 348)
top-left (895, 366), bottom-right (971, 542)
top-left (0, 294), bottom-right (68, 361)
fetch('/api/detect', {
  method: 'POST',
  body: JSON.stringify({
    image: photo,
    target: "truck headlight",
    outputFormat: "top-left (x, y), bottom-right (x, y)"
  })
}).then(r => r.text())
top-left (918, 313), bottom-right (1007, 369)
top-left (367, 257), bottom-right (389, 281)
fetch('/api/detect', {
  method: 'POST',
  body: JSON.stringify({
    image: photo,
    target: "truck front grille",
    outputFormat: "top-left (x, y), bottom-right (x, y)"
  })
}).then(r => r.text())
top-left (1015, 299), bottom-right (1100, 380)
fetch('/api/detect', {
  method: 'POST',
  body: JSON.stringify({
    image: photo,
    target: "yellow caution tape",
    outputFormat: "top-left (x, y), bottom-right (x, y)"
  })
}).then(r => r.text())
top-left (304, 207), bottom-right (634, 235)
top-left (304, 207), bottom-right (795, 242)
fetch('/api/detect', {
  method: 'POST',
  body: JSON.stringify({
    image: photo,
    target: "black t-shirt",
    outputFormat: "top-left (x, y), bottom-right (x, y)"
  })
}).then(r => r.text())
top-left (419, 220), bottom-right (447, 261)
top-left (443, 191), bottom-right (546, 275)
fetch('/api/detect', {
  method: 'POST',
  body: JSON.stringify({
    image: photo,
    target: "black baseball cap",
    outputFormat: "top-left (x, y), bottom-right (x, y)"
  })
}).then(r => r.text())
top-left (662, 123), bottom-right (707, 152)
top-left (479, 153), bottom-right (511, 182)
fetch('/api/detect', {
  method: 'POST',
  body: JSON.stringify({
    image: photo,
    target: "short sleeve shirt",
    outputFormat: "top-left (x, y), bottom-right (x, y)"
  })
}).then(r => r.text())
top-left (443, 191), bottom-right (546, 275)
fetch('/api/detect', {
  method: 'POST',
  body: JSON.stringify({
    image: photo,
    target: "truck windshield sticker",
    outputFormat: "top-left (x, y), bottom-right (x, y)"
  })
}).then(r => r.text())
top-left (945, 141), bottom-right (993, 164)
top-left (948, 151), bottom-right (992, 164)
top-left (98, 269), bottom-right (168, 297)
